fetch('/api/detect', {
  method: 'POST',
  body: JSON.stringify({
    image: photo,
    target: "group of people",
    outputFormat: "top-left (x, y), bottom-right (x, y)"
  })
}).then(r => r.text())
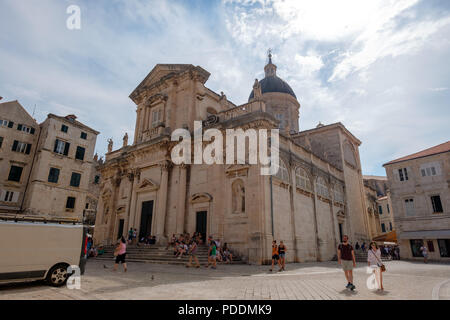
top-left (270, 240), bottom-right (287, 272)
top-left (167, 233), bottom-right (234, 269)
top-left (86, 236), bottom-right (104, 258)
top-left (338, 235), bottom-right (385, 291)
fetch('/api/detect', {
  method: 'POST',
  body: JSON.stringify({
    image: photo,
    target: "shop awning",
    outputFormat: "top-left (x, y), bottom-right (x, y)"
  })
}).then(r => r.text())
top-left (398, 230), bottom-right (450, 239)
top-left (372, 230), bottom-right (397, 242)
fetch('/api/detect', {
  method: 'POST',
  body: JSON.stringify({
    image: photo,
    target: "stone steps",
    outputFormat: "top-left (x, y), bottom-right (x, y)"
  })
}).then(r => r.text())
top-left (94, 244), bottom-right (245, 266)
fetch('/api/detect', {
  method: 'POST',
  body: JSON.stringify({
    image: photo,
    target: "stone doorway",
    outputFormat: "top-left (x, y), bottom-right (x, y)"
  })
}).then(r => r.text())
top-left (196, 211), bottom-right (207, 243)
top-left (139, 200), bottom-right (154, 239)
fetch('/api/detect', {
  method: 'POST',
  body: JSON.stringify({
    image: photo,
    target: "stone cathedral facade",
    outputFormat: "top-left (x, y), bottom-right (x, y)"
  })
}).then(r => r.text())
top-left (94, 56), bottom-right (371, 264)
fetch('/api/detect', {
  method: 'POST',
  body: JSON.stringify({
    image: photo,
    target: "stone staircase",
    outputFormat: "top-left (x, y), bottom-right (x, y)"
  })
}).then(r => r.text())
top-left (354, 250), bottom-right (391, 262)
top-left (93, 244), bottom-right (245, 265)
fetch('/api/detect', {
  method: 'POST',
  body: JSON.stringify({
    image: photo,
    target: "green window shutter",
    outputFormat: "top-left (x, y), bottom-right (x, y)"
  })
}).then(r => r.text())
top-left (12, 140), bottom-right (18, 152)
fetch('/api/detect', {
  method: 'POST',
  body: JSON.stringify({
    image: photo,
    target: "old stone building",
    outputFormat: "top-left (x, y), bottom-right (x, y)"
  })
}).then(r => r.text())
top-left (364, 175), bottom-right (395, 236)
top-left (94, 56), bottom-right (372, 264)
top-left (364, 182), bottom-right (382, 239)
top-left (384, 141), bottom-right (450, 261)
top-left (0, 101), bottom-right (39, 212)
top-left (0, 100), bottom-right (100, 221)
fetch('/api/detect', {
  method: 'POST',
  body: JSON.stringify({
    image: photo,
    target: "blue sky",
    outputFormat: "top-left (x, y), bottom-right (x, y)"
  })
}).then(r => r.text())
top-left (1, 0), bottom-right (449, 176)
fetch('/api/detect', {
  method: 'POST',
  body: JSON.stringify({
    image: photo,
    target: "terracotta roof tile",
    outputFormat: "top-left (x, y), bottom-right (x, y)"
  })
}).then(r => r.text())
top-left (384, 141), bottom-right (450, 166)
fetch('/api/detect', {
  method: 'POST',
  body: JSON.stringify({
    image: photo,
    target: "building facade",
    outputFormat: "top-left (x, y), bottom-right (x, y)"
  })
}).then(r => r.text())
top-left (0, 101), bottom-right (39, 212)
top-left (384, 141), bottom-right (450, 261)
top-left (0, 100), bottom-right (100, 221)
top-left (364, 175), bottom-right (395, 236)
top-left (94, 57), bottom-right (371, 264)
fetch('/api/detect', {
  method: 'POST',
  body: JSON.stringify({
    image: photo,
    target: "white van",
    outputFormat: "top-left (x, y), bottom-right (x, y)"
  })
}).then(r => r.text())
top-left (0, 217), bottom-right (87, 286)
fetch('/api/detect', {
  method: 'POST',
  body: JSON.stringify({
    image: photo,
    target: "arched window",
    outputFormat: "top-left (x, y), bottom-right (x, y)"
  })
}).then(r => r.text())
top-left (275, 160), bottom-right (289, 182)
top-left (295, 167), bottom-right (312, 192)
top-left (316, 176), bottom-right (329, 198)
top-left (334, 184), bottom-right (345, 203)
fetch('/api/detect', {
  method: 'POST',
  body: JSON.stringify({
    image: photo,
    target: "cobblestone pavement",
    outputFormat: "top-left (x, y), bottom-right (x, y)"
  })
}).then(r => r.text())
top-left (1, 260), bottom-right (449, 300)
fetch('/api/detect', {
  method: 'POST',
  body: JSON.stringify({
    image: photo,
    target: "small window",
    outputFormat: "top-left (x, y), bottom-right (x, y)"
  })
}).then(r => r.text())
top-left (431, 195), bottom-right (443, 213)
top-left (75, 146), bottom-right (85, 161)
top-left (61, 124), bottom-right (68, 133)
top-left (3, 191), bottom-right (17, 202)
top-left (12, 140), bottom-right (31, 154)
top-left (80, 132), bottom-right (87, 139)
top-left (17, 124), bottom-right (34, 134)
top-left (0, 119), bottom-right (13, 128)
top-left (66, 197), bottom-right (76, 209)
top-left (94, 175), bottom-right (100, 184)
top-left (151, 109), bottom-right (162, 128)
top-left (85, 203), bottom-right (89, 209)
top-left (405, 198), bottom-right (415, 216)
top-left (8, 165), bottom-right (23, 182)
top-left (381, 223), bottom-right (386, 233)
top-left (387, 204), bottom-right (390, 213)
top-left (398, 168), bottom-right (408, 181)
top-left (54, 139), bottom-right (70, 156)
top-left (0, 136), bottom-right (3, 148)
top-left (378, 205), bottom-right (383, 214)
top-left (70, 172), bottom-right (81, 187)
top-left (48, 167), bottom-right (60, 183)
top-left (389, 222), bottom-right (393, 231)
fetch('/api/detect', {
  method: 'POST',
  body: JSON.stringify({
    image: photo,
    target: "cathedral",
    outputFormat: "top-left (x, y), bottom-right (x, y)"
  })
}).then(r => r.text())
top-left (94, 54), bottom-right (371, 264)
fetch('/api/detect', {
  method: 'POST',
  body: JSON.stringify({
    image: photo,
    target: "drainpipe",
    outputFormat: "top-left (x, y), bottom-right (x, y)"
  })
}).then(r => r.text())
top-left (20, 124), bottom-right (42, 213)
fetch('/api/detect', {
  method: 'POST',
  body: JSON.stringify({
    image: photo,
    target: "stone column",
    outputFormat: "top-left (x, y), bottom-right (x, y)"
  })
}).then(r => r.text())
top-left (155, 161), bottom-right (171, 243)
top-left (311, 172), bottom-right (321, 262)
top-left (176, 164), bottom-right (188, 234)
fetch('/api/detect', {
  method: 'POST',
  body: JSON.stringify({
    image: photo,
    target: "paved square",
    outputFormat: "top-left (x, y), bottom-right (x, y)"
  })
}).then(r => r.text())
top-left (1, 260), bottom-right (449, 300)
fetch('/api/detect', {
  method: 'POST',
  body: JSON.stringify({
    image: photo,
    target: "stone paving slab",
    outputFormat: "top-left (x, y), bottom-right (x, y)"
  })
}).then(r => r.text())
top-left (0, 260), bottom-right (449, 300)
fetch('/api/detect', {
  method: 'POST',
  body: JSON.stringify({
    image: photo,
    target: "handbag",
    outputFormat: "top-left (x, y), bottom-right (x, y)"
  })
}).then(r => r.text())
top-left (371, 249), bottom-right (386, 272)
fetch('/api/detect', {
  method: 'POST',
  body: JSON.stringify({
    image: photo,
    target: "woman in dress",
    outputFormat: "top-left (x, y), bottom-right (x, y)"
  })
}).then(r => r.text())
top-left (367, 241), bottom-right (384, 291)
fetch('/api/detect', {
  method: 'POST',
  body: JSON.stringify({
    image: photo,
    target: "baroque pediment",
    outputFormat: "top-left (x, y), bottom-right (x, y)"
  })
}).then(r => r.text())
top-left (137, 178), bottom-right (159, 192)
top-left (225, 164), bottom-right (250, 178)
top-left (190, 193), bottom-right (212, 203)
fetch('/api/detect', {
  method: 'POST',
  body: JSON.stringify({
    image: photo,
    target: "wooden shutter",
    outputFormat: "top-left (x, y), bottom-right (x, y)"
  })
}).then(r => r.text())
top-left (54, 139), bottom-right (59, 153)
top-left (63, 142), bottom-right (70, 156)
top-left (12, 140), bottom-right (18, 152)
top-left (25, 143), bottom-right (32, 154)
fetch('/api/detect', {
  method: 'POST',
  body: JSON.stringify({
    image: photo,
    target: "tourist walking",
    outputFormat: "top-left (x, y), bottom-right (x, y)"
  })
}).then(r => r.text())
top-left (113, 236), bottom-right (127, 272)
top-left (420, 244), bottom-right (428, 263)
top-left (186, 240), bottom-right (200, 268)
top-left (278, 241), bottom-right (287, 271)
top-left (361, 242), bottom-right (366, 252)
top-left (367, 241), bottom-right (384, 291)
top-left (338, 235), bottom-right (356, 290)
top-left (128, 228), bottom-right (133, 244)
top-left (205, 239), bottom-right (217, 269)
top-left (269, 240), bottom-right (280, 272)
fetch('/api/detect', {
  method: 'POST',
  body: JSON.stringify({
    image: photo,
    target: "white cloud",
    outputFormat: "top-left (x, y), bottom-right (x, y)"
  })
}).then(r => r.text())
top-left (294, 54), bottom-right (324, 75)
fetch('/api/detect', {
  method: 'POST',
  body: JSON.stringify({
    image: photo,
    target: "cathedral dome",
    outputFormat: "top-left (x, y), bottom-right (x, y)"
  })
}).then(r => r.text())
top-left (248, 75), bottom-right (297, 101)
top-left (248, 53), bottom-right (297, 101)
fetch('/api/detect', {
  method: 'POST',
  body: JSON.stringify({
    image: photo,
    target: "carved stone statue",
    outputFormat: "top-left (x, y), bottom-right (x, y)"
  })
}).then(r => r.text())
top-left (107, 138), bottom-right (113, 153)
top-left (232, 180), bottom-right (245, 213)
top-left (123, 133), bottom-right (128, 147)
top-left (252, 79), bottom-right (262, 99)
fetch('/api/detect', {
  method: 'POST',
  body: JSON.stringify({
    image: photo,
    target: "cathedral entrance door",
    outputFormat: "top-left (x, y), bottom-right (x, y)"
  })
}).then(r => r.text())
top-left (117, 219), bottom-right (124, 240)
top-left (139, 201), bottom-right (154, 239)
top-left (196, 211), bottom-right (207, 243)
top-left (338, 223), bottom-right (343, 243)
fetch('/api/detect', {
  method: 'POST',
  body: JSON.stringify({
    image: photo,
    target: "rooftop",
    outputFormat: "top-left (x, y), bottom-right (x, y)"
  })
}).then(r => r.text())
top-left (383, 141), bottom-right (450, 166)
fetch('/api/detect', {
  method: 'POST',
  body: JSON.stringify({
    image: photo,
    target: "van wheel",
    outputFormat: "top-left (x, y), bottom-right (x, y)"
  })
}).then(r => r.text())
top-left (46, 264), bottom-right (69, 287)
